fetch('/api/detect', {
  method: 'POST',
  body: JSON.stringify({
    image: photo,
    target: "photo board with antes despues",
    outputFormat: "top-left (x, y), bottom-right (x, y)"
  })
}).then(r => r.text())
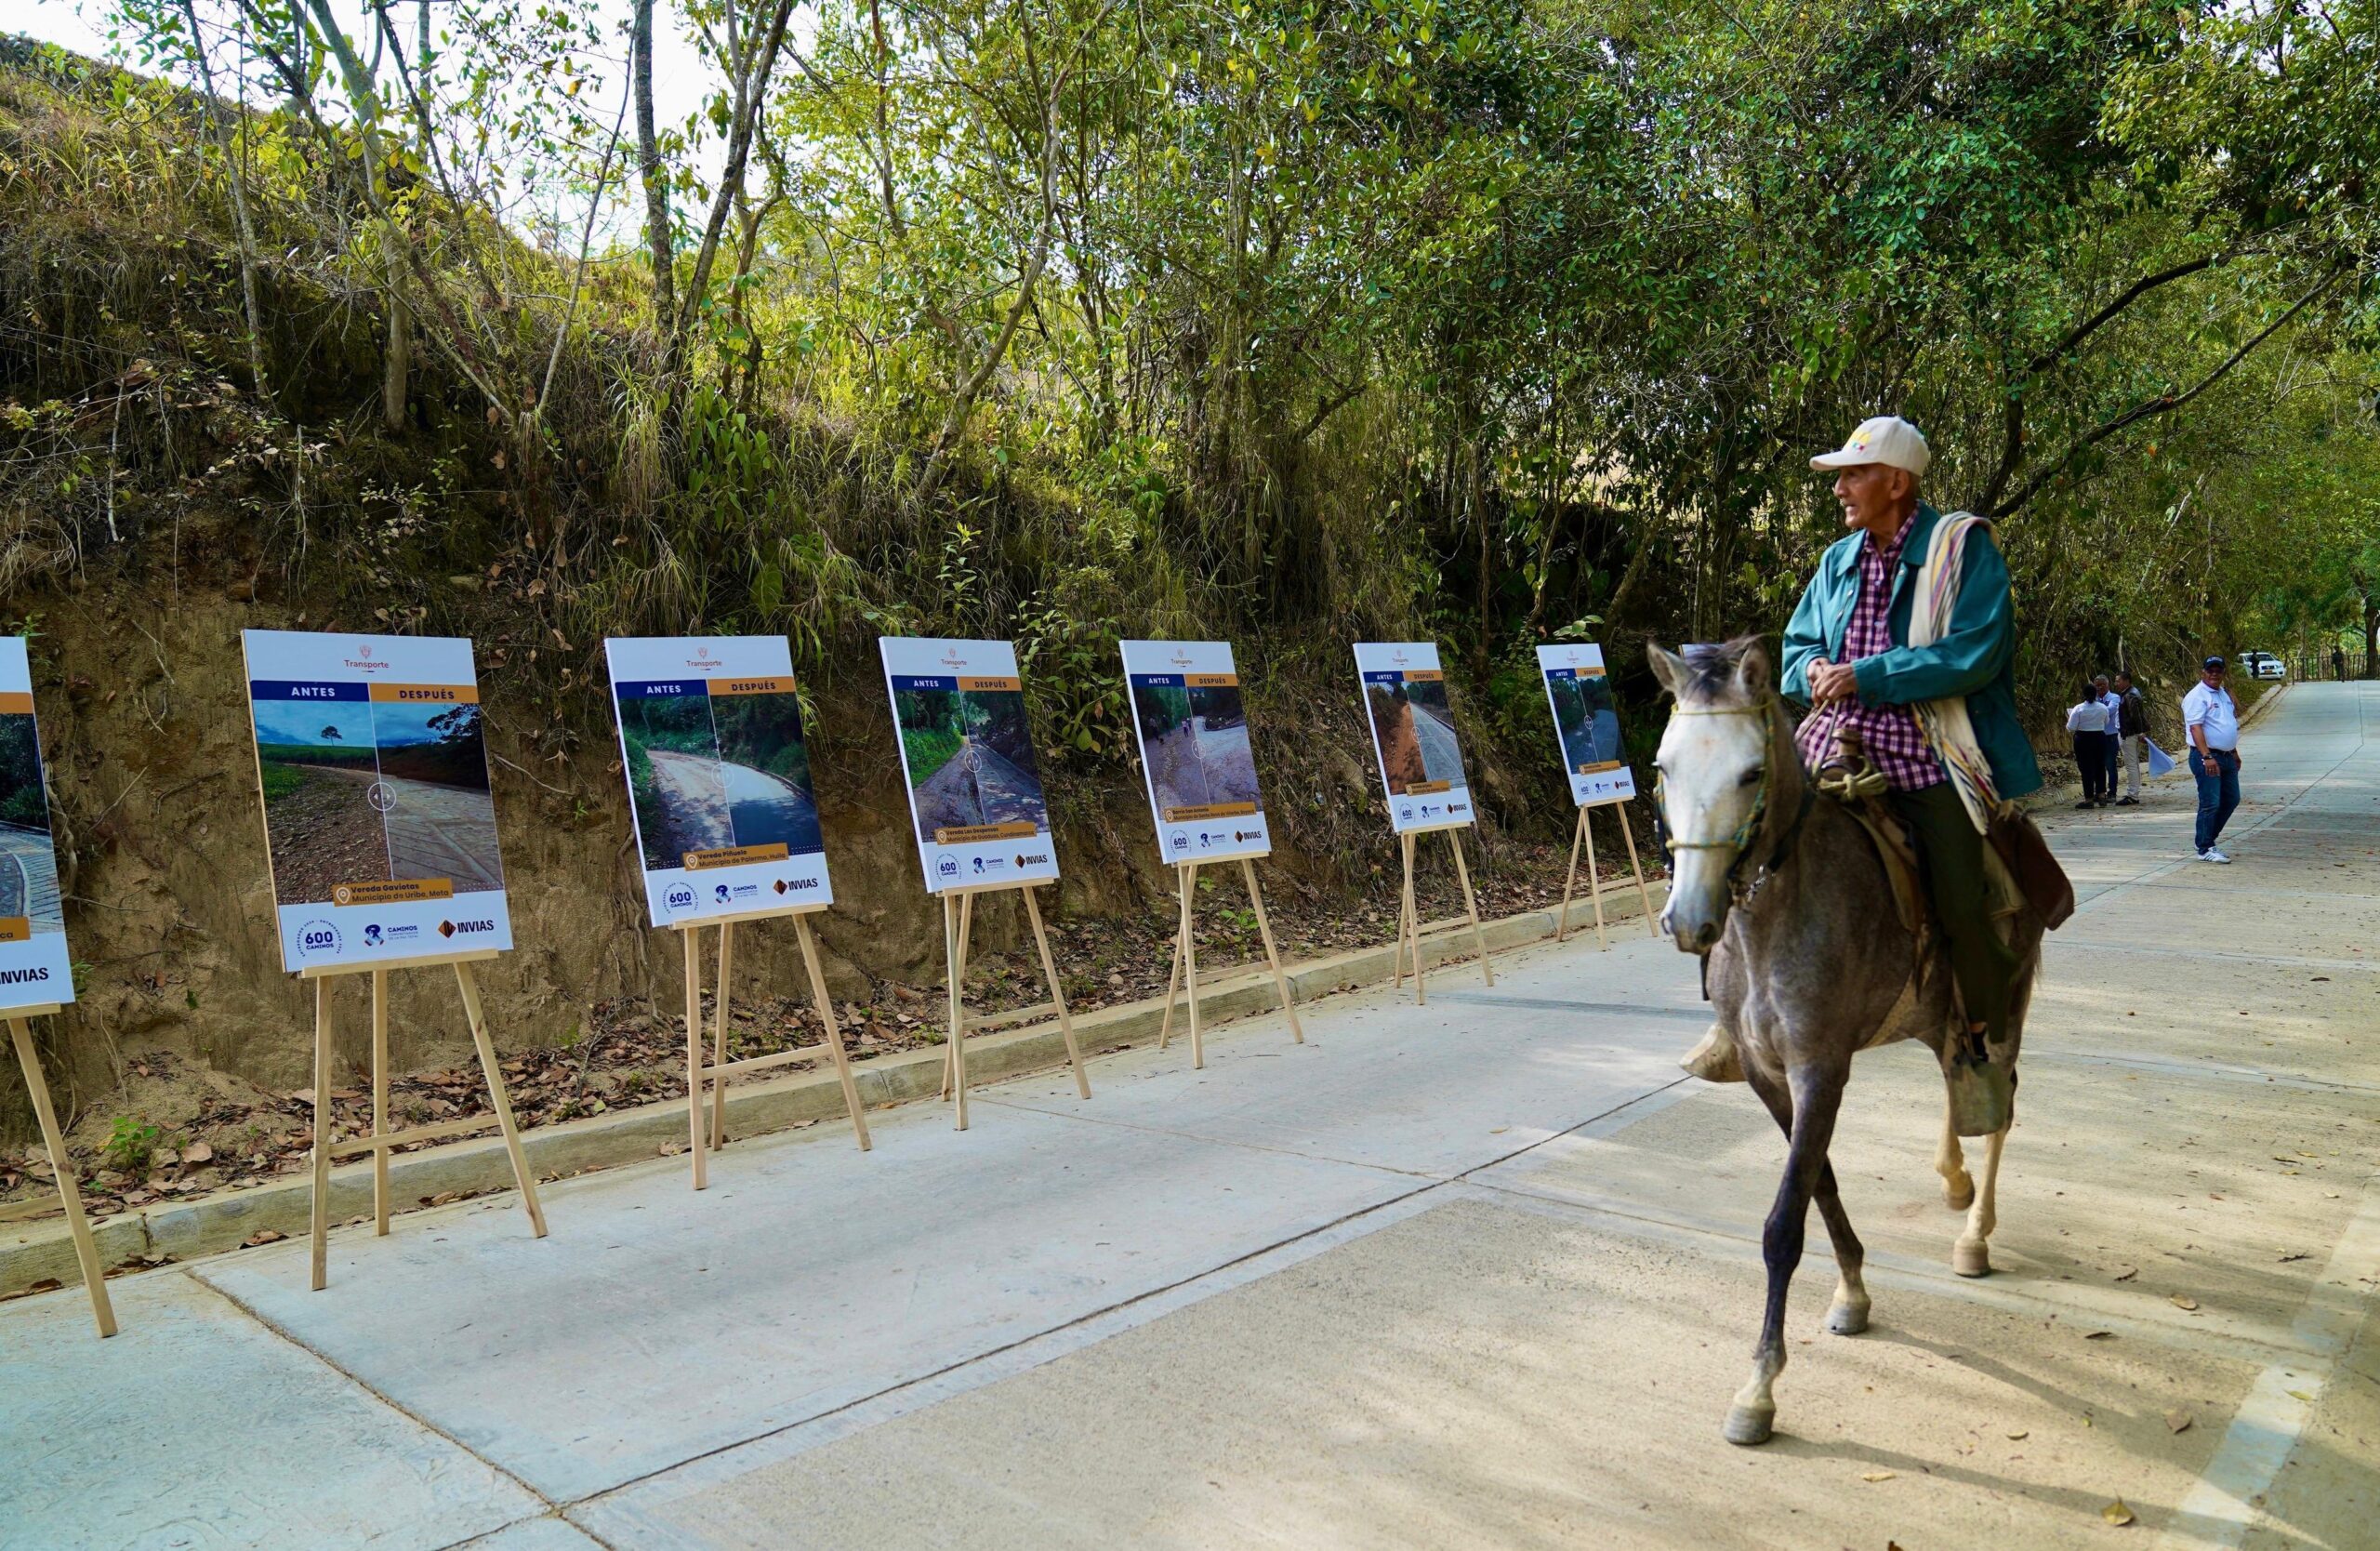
top-left (1353, 642), bottom-right (1476, 833)
top-left (1535, 643), bottom-right (1639, 807)
top-left (0, 638), bottom-right (72, 1006)
top-left (879, 637), bottom-right (1058, 893)
top-left (606, 636), bottom-right (831, 927)
top-left (242, 630), bottom-right (511, 973)
top-left (1120, 640), bottom-right (1269, 864)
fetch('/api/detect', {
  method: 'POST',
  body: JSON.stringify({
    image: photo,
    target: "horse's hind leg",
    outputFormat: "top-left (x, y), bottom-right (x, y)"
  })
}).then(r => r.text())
top-left (1954, 1124), bottom-right (2008, 1277)
top-left (1936, 1099), bottom-right (1975, 1210)
top-left (1813, 1162), bottom-right (1870, 1335)
top-left (1727, 1062), bottom-right (1847, 1446)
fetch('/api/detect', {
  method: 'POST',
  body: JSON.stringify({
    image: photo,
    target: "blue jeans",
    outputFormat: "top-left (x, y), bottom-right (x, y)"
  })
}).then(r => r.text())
top-left (2190, 749), bottom-right (2240, 852)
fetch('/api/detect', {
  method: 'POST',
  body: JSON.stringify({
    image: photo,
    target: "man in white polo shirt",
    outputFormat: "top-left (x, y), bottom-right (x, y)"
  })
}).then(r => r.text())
top-left (2182, 655), bottom-right (2241, 862)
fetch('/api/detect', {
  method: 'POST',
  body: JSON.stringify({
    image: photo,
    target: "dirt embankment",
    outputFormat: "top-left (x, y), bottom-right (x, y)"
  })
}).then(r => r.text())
top-left (4, 563), bottom-right (1596, 1169)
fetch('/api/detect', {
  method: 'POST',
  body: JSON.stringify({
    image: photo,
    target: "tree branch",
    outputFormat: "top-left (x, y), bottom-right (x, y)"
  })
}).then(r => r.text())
top-left (1986, 261), bottom-right (2349, 521)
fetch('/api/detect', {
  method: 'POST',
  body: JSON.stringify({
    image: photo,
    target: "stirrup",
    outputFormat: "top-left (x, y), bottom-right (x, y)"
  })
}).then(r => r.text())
top-left (1945, 1054), bottom-right (2013, 1136)
top-left (1682, 1024), bottom-right (1747, 1083)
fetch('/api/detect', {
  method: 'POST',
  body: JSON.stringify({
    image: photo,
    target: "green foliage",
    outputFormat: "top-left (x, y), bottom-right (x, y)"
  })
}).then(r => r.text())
top-left (5, 0), bottom-right (2378, 869)
top-left (102, 1115), bottom-right (162, 1173)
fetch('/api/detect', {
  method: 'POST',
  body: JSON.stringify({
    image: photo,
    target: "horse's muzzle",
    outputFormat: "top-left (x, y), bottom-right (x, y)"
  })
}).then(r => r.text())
top-left (1664, 881), bottom-right (1730, 955)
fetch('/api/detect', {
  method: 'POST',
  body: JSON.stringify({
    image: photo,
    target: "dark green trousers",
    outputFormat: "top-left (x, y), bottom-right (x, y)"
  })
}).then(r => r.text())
top-left (1888, 783), bottom-right (2015, 1043)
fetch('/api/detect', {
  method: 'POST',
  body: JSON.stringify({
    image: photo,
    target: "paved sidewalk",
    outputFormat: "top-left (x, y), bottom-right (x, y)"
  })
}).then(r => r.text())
top-left (5, 684), bottom-right (2375, 1550)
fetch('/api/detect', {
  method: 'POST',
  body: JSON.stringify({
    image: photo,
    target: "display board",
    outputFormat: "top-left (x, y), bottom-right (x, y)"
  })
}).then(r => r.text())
top-left (1353, 642), bottom-right (1475, 833)
top-left (1535, 643), bottom-right (1639, 807)
top-left (0, 638), bottom-right (72, 1007)
top-left (606, 636), bottom-right (832, 927)
top-left (1119, 640), bottom-right (1269, 864)
top-left (879, 637), bottom-right (1059, 893)
top-left (242, 630), bottom-right (511, 973)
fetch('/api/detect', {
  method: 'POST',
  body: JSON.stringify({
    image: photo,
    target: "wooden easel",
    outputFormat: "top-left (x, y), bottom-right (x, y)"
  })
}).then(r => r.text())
top-left (677, 901), bottom-right (871, 1190)
top-left (1156, 857), bottom-right (1303, 1068)
top-left (1555, 800), bottom-right (1660, 948)
top-left (936, 879), bottom-right (1088, 1129)
top-left (1390, 822), bottom-right (1496, 1006)
top-left (5, 1005), bottom-right (114, 1336)
top-left (302, 948), bottom-right (547, 1291)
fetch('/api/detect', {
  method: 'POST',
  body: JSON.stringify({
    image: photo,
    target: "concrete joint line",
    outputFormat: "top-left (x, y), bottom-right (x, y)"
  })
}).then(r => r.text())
top-left (2030, 1047), bottom-right (2380, 1096)
top-left (1, 889), bottom-right (1666, 1299)
top-left (178, 1266), bottom-right (564, 1541)
top-left (576, 1071), bottom-right (1700, 1524)
top-left (2156, 1173), bottom-right (2380, 1551)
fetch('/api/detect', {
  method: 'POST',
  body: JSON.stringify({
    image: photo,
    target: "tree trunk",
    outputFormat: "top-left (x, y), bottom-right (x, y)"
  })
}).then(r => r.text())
top-left (633, 0), bottom-right (673, 325)
top-left (384, 292), bottom-right (409, 431)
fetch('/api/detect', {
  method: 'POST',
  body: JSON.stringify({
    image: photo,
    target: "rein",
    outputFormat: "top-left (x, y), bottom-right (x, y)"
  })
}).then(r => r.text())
top-left (1657, 697), bottom-right (1815, 918)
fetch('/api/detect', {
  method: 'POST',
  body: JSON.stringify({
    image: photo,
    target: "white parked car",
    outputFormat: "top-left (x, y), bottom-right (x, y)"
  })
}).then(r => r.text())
top-left (2238, 651), bottom-right (2286, 681)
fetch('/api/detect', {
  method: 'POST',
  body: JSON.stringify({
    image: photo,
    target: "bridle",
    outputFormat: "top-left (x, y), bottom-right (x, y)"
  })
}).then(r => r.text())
top-left (1654, 696), bottom-right (1814, 916)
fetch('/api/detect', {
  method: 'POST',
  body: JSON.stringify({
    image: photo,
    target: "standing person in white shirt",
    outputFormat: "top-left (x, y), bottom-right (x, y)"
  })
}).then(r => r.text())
top-left (2067, 684), bottom-right (2111, 808)
top-left (2095, 674), bottom-right (2122, 802)
top-left (2182, 656), bottom-right (2242, 861)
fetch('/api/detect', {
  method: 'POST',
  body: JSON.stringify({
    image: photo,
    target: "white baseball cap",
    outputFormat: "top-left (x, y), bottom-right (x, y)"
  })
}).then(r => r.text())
top-left (1811, 416), bottom-right (1930, 476)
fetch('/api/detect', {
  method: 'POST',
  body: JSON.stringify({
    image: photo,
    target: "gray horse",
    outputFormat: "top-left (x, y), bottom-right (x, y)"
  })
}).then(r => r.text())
top-left (1648, 637), bottom-right (2042, 1447)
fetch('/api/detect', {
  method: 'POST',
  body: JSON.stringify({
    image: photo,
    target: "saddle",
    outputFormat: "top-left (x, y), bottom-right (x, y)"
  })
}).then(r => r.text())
top-left (1813, 731), bottom-right (2069, 948)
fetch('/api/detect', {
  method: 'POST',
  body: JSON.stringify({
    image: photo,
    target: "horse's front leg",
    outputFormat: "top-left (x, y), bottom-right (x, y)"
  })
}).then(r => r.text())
top-left (1936, 1087), bottom-right (1974, 1210)
top-left (1953, 1124), bottom-right (2008, 1277)
top-left (1727, 1060), bottom-right (1847, 1446)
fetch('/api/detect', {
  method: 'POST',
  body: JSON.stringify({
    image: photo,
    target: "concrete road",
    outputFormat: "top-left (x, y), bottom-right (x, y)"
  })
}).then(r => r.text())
top-left (912, 736), bottom-right (1046, 839)
top-left (1413, 701), bottom-right (1466, 787)
top-left (379, 774), bottom-right (506, 892)
top-left (642, 748), bottom-right (736, 855)
top-left (644, 750), bottom-right (822, 858)
top-left (0, 819), bottom-right (60, 928)
top-left (3, 684), bottom-right (2374, 1549)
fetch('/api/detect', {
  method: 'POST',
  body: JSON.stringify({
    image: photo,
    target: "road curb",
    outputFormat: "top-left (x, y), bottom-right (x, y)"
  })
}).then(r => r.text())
top-left (4, 882), bottom-right (1667, 1297)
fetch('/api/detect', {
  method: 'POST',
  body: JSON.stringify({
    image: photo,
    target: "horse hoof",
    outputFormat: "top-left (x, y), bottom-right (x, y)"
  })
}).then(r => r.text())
top-left (1723, 1403), bottom-right (1776, 1446)
top-left (1953, 1237), bottom-right (1991, 1278)
top-left (1943, 1175), bottom-right (1975, 1212)
top-left (1826, 1300), bottom-right (1871, 1336)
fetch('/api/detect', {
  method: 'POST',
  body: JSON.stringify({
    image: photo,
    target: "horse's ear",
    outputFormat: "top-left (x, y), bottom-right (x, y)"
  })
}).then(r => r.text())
top-left (1647, 644), bottom-right (1690, 699)
top-left (1729, 639), bottom-right (1773, 697)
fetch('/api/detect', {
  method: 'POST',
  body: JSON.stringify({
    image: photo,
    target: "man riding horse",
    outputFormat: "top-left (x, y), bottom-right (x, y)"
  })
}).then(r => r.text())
top-left (1680, 416), bottom-right (2043, 1120)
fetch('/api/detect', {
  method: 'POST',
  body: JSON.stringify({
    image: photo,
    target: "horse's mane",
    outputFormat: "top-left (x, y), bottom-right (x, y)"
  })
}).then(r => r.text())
top-left (1670, 636), bottom-right (1768, 709)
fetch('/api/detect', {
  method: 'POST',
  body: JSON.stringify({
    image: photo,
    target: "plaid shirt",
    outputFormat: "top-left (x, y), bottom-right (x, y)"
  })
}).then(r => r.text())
top-left (1795, 513), bottom-right (1945, 789)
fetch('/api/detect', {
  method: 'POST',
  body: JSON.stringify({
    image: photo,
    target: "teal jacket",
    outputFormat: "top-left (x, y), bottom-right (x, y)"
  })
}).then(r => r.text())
top-left (1779, 502), bottom-right (2043, 800)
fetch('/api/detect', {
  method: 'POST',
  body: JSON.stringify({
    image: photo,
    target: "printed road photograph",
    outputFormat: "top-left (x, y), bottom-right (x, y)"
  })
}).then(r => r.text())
top-left (1189, 683), bottom-right (1261, 809)
top-left (1547, 670), bottom-right (1625, 772)
top-left (618, 691), bottom-right (731, 872)
top-left (1366, 677), bottom-right (1466, 794)
top-left (368, 700), bottom-right (505, 892)
top-left (249, 696), bottom-right (389, 905)
top-left (0, 711), bottom-right (62, 932)
top-left (1404, 677), bottom-right (1466, 788)
top-left (1365, 680), bottom-right (1425, 792)
top-left (709, 690), bottom-right (825, 856)
top-left (1130, 680), bottom-right (1210, 814)
top-left (895, 683), bottom-right (1049, 843)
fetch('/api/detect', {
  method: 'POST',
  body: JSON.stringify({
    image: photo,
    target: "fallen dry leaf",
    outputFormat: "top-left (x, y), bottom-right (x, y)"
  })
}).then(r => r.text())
top-left (2112, 1266), bottom-right (2136, 1281)
top-left (2103, 1499), bottom-right (2136, 1527)
top-left (2166, 1410), bottom-right (2193, 1435)
top-left (2287, 1388), bottom-right (2316, 1403)
top-left (2006, 1429), bottom-right (2030, 1441)
top-left (2171, 1294), bottom-right (2200, 1311)
top-left (2084, 1330), bottom-right (2116, 1341)
top-left (1859, 1470), bottom-right (1896, 1483)
top-left (242, 1229), bottom-right (284, 1247)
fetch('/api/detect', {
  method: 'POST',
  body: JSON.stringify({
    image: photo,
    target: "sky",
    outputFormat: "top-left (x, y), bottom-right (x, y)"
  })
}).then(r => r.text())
top-left (2, 0), bottom-right (725, 234)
